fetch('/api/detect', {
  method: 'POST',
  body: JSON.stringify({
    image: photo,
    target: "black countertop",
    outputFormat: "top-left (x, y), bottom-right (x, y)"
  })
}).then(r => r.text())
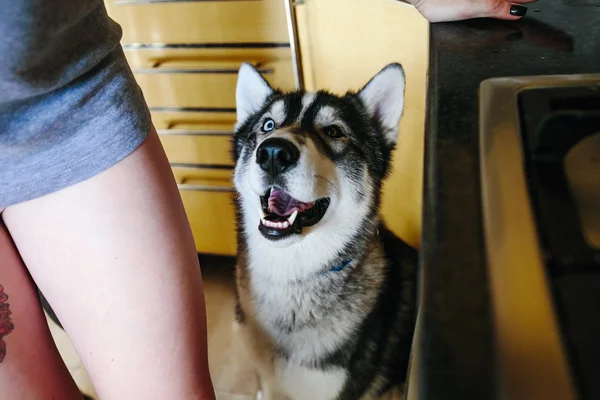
top-left (412, 3), bottom-right (600, 399)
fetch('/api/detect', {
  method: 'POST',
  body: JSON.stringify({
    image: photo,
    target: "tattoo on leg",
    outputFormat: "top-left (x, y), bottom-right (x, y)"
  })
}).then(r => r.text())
top-left (0, 285), bottom-right (14, 363)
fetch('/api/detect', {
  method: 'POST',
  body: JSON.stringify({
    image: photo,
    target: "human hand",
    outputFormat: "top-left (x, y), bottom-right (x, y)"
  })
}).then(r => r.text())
top-left (409, 0), bottom-right (536, 22)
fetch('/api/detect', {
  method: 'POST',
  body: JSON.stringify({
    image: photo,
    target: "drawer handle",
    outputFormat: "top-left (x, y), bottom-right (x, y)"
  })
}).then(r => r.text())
top-left (388, 0), bottom-right (415, 5)
top-left (170, 162), bottom-right (234, 170)
top-left (177, 184), bottom-right (236, 193)
top-left (172, 163), bottom-right (235, 192)
top-left (150, 106), bottom-right (236, 113)
top-left (116, 0), bottom-right (259, 5)
top-left (158, 128), bottom-right (233, 137)
top-left (123, 43), bottom-right (290, 50)
top-left (134, 66), bottom-right (274, 75)
top-left (284, 0), bottom-right (305, 89)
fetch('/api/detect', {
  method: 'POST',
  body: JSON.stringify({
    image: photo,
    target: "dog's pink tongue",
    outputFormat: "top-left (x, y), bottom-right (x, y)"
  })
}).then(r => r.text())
top-left (268, 188), bottom-right (312, 216)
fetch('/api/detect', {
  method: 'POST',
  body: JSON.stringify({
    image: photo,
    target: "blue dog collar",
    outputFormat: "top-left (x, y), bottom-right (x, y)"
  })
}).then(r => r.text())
top-left (330, 259), bottom-right (352, 272)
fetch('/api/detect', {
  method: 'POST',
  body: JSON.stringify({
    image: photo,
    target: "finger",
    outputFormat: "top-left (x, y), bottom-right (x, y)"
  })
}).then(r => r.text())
top-left (413, 0), bottom-right (531, 22)
top-left (488, 1), bottom-right (529, 20)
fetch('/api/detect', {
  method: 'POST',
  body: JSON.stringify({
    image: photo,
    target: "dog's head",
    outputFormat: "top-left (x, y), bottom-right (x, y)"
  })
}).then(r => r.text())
top-left (232, 63), bottom-right (405, 256)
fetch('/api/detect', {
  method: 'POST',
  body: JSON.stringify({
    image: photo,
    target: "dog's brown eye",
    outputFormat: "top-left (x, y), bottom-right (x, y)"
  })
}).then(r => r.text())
top-left (324, 125), bottom-right (344, 139)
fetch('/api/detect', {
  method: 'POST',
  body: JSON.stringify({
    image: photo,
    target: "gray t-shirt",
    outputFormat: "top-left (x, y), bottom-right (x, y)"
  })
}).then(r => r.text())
top-left (0, 0), bottom-right (151, 207)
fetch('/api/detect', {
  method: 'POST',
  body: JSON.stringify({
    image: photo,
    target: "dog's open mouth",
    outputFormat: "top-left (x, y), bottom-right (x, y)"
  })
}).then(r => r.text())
top-left (257, 188), bottom-right (330, 240)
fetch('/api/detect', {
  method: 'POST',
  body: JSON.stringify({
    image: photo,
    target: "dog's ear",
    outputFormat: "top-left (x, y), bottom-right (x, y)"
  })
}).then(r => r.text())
top-left (358, 63), bottom-right (405, 147)
top-left (236, 62), bottom-right (274, 125)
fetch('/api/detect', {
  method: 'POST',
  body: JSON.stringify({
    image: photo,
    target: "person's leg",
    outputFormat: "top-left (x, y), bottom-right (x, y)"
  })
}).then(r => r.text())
top-left (3, 128), bottom-right (215, 399)
top-left (0, 220), bottom-right (82, 399)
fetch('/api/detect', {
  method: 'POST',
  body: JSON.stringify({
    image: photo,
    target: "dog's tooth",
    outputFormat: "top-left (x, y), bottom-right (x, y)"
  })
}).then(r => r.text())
top-left (258, 204), bottom-right (266, 219)
top-left (287, 210), bottom-right (298, 225)
top-left (282, 221), bottom-right (290, 229)
top-left (261, 218), bottom-right (268, 226)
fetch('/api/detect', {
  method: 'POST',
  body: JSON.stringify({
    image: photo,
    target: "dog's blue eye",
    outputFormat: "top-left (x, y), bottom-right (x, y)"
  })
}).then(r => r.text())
top-left (262, 119), bottom-right (275, 132)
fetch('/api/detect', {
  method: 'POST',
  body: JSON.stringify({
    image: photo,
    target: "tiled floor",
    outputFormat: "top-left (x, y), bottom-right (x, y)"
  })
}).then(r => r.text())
top-left (45, 256), bottom-right (260, 399)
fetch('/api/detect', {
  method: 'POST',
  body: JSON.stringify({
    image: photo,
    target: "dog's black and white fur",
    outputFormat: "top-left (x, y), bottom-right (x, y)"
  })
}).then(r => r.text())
top-left (232, 63), bottom-right (417, 400)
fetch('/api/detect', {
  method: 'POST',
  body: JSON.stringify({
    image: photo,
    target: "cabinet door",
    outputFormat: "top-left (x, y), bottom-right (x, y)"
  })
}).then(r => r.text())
top-left (295, 0), bottom-right (428, 248)
top-left (104, 0), bottom-right (289, 44)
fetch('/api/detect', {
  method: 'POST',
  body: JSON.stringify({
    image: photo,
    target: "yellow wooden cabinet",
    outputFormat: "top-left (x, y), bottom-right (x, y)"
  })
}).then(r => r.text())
top-left (295, 0), bottom-right (429, 248)
top-left (104, 0), bottom-right (427, 254)
top-left (104, 0), bottom-right (295, 256)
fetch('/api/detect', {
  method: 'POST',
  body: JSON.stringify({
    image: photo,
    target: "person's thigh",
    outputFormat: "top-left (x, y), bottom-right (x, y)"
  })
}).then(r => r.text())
top-left (3, 128), bottom-right (215, 399)
top-left (0, 220), bottom-right (81, 399)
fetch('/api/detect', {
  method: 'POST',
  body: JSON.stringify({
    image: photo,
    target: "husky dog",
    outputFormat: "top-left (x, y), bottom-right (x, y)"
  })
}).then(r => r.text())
top-left (231, 63), bottom-right (417, 400)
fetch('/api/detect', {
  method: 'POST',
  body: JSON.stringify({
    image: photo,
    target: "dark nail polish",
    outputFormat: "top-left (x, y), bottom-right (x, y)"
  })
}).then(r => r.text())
top-left (510, 5), bottom-right (528, 16)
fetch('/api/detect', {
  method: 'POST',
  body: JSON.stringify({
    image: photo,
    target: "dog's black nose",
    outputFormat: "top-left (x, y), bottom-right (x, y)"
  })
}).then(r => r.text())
top-left (256, 138), bottom-right (300, 176)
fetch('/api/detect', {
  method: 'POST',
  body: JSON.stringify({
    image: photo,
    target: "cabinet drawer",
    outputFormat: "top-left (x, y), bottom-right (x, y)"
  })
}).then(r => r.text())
top-left (135, 60), bottom-right (292, 108)
top-left (172, 166), bottom-right (237, 255)
top-left (153, 111), bottom-right (237, 164)
top-left (105, 0), bottom-right (289, 44)
top-left (151, 110), bottom-right (238, 129)
top-left (126, 48), bottom-right (294, 108)
top-left (160, 131), bottom-right (234, 166)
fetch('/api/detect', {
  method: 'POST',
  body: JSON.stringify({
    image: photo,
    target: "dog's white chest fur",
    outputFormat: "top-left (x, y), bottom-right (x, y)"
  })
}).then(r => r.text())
top-left (276, 361), bottom-right (347, 400)
top-left (250, 271), bottom-right (364, 364)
